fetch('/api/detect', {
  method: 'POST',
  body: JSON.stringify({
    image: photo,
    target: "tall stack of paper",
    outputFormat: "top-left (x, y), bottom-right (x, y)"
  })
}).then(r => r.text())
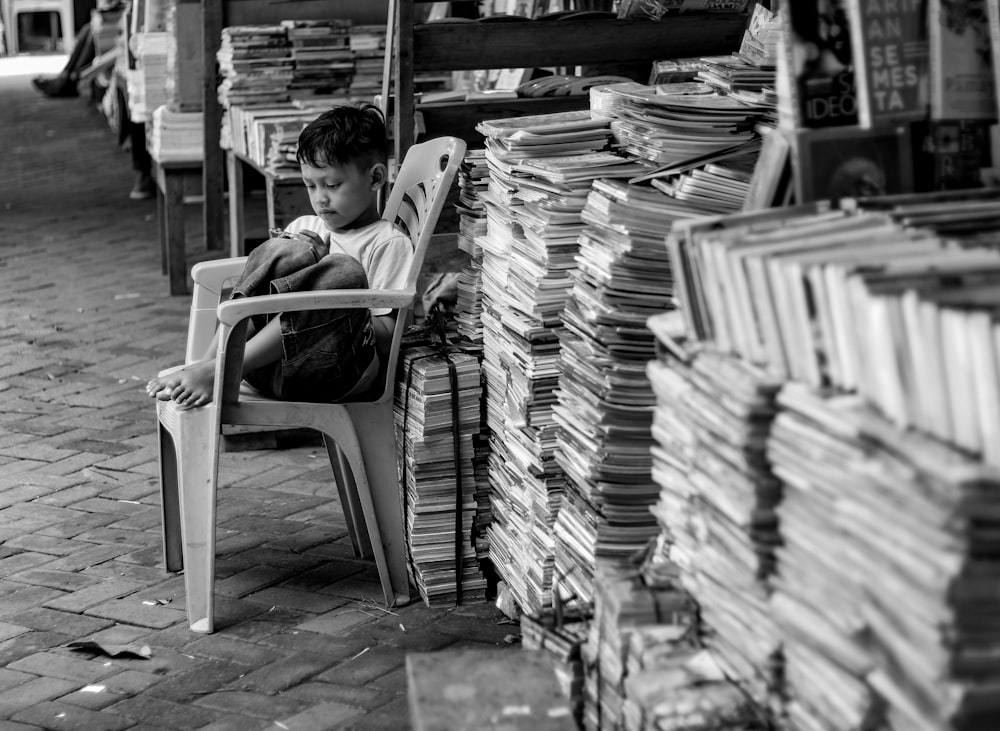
top-left (128, 32), bottom-right (169, 121)
top-left (216, 25), bottom-right (293, 109)
top-left (581, 563), bottom-right (698, 731)
top-left (393, 344), bottom-right (488, 606)
top-left (551, 179), bottom-right (696, 607)
top-left (474, 110), bottom-right (614, 615)
top-left (522, 606), bottom-right (592, 726)
top-left (454, 149), bottom-right (489, 348)
top-left (645, 318), bottom-right (784, 712)
top-left (149, 107), bottom-right (203, 163)
top-left (768, 382), bottom-right (1000, 731)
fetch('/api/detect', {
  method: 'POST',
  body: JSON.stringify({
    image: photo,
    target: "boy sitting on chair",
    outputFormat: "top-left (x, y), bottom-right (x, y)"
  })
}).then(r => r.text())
top-left (146, 103), bottom-right (412, 408)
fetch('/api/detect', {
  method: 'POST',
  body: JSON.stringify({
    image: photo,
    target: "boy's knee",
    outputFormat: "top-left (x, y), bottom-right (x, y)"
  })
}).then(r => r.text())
top-left (322, 254), bottom-right (369, 288)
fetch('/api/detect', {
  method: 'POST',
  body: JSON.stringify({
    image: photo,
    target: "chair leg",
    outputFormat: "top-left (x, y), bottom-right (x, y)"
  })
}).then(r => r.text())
top-left (158, 423), bottom-right (183, 573)
top-left (324, 437), bottom-right (374, 560)
top-left (349, 404), bottom-right (411, 606)
top-left (163, 404), bottom-right (222, 633)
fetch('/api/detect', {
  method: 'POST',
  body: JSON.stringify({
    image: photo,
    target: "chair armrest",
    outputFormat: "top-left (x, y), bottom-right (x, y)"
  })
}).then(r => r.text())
top-left (191, 257), bottom-right (249, 291)
top-left (215, 289), bottom-right (416, 326)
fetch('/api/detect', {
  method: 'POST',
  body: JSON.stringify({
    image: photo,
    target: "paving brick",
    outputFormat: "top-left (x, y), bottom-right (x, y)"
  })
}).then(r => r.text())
top-left (1, 535), bottom-right (90, 556)
top-left (71, 527), bottom-right (159, 549)
top-left (191, 690), bottom-right (313, 720)
top-left (0, 483), bottom-right (54, 509)
top-left (339, 696), bottom-right (412, 731)
top-left (6, 568), bottom-right (100, 593)
top-left (315, 646), bottom-right (406, 687)
top-left (216, 565), bottom-right (297, 598)
top-left (8, 651), bottom-right (119, 685)
top-left (0, 677), bottom-right (79, 717)
top-left (280, 681), bottom-right (394, 711)
top-left (100, 669), bottom-right (165, 695)
top-left (37, 513), bottom-right (120, 540)
top-left (274, 701), bottom-right (366, 730)
top-left (84, 598), bottom-right (187, 629)
top-left (224, 653), bottom-right (339, 695)
top-left (0, 630), bottom-right (76, 668)
top-left (4, 608), bottom-right (113, 638)
top-left (53, 685), bottom-right (124, 711)
top-left (0, 586), bottom-right (68, 619)
top-left (0, 668), bottom-right (35, 692)
top-left (0, 623), bottom-right (31, 644)
top-left (244, 586), bottom-right (350, 616)
top-left (0, 552), bottom-right (55, 578)
top-left (43, 545), bottom-right (134, 573)
top-left (145, 659), bottom-right (249, 703)
top-left (180, 635), bottom-right (285, 668)
top-left (42, 578), bottom-right (146, 613)
top-left (11, 700), bottom-right (133, 731)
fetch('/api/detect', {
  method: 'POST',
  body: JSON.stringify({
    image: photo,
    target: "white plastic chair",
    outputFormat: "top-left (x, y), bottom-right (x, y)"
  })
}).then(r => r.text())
top-left (156, 136), bottom-right (466, 633)
top-left (2, 0), bottom-right (74, 54)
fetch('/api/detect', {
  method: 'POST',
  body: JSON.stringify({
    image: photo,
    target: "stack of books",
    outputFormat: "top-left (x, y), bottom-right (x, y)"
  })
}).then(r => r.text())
top-left (581, 563), bottom-right (697, 731)
top-left (474, 110), bottom-right (614, 614)
top-left (550, 178), bottom-right (678, 605)
top-left (282, 19), bottom-right (355, 104)
top-left (768, 382), bottom-right (1000, 731)
top-left (216, 25), bottom-right (293, 109)
top-left (645, 317), bottom-right (784, 710)
top-left (149, 107), bottom-right (203, 163)
top-left (128, 32), bottom-right (169, 122)
top-left (454, 149), bottom-right (489, 348)
top-left (225, 106), bottom-right (321, 172)
top-left (668, 195), bottom-right (1000, 468)
top-left (393, 344), bottom-right (488, 606)
top-left (348, 25), bottom-right (386, 99)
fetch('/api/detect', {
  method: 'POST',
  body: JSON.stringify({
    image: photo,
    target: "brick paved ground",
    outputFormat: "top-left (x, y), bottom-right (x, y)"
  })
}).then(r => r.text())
top-left (0, 60), bottom-right (517, 730)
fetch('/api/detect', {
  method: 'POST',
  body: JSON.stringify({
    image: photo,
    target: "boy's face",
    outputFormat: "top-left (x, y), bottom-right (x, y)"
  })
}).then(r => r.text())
top-left (301, 156), bottom-right (384, 232)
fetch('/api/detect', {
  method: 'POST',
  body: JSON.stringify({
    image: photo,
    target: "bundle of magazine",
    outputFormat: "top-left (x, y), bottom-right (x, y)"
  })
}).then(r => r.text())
top-left (550, 178), bottom-right (679, 605)
top-left (475, 109), bottom-right (619, 614)
top-left (393, 343), bottom-right (488, 606)
top-left (645, 318), bottom-right (784, 711)
top-left (768, 382), bottom-right (1000, 731)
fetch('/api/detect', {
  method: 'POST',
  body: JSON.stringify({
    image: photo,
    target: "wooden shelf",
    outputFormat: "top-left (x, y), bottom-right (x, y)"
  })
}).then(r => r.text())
top-left (411, 15), bottom-right (748, 71)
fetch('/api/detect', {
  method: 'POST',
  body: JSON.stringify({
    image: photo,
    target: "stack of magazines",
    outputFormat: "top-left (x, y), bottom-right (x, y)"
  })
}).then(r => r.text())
top-left (474, 110), bottom-right (616, 614)
top-left (646, 315), bottom-right (784, 711)
top-left (551, 178), bottom-right (680, 605)
top-left (283, 19), bottom-right (355, 103)
top-left (149, 107), bottom-right (203, 163)
top-left (393, 344), bottom-right (487, 606)
top-left (768, 382), bottom-right (1000, 731)
top-left (216, 25), bottom-right (293, 108)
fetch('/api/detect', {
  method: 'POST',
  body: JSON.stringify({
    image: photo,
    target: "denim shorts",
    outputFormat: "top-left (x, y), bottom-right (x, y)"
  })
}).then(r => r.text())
top-left (230, 236), bottom-right (377, 403)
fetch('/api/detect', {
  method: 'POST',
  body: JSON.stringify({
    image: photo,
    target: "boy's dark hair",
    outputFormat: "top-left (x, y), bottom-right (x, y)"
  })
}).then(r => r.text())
top-left (296, 103), bottom-right (388, 170)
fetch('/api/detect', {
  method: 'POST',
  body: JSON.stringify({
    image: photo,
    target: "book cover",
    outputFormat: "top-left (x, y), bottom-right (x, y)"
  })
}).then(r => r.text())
top-left (777, 0), bottom-right (859, 129)
top-left (793, 125), bottom-right (914, 202)
top-left (928, 0), bottom-right (996, 120)
top-left (847, 0), bottom-right (930, 127)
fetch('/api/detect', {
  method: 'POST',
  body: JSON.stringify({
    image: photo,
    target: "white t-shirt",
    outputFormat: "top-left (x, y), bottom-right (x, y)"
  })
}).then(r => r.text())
top-left (284, 217), bottom-right (413, 316)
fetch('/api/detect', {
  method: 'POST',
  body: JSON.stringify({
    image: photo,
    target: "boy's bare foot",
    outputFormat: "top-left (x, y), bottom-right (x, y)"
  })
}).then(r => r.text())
top-left (146, 361), bottom-right (216, 408)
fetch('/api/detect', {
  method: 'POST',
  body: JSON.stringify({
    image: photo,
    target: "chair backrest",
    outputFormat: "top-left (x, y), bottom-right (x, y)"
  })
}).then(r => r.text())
top-left (370, 136), bottom-right (466, 403)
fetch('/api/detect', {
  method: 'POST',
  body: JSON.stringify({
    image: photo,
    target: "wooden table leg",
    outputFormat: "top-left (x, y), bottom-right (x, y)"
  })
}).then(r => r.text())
top-left (227, 151), bottom-right (245, 258)
top-left (157, 183), bottom-right (168, 275)
top-left (163, 171), bottom-right (188, 296)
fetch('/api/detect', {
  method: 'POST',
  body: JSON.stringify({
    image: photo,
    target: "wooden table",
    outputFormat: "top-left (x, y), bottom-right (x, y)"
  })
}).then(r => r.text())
top-left (152, 158), bottom-right (204, 296)
top-left (227, 150), bottom-right (312, 257)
